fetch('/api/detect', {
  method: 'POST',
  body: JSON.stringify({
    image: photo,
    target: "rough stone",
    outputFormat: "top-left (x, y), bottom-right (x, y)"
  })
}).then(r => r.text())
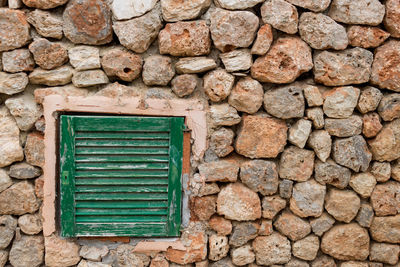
top-left (279, 146), bottom-right (315, 182)
top-left (45, 235), bottom-right (81, 267)
top-left (161, 0), bottom-right (211, 21)
top-left (378, 93), bottom-right (400, 122)
top-left (279, 179), bottom-right (293, 199)
top-left (0, 181), bottom-right (40, 215)
top-left (209, 103), bottom-right (241, 127)
top-left (259, 220), bottom-right (273, 236)
top-left (286, 258), bottom-right (309, 267)
top-left (384, 0), bottom-right (400, 38)
top-left (325, 116), bottom-right (363, 137)
top-left (311, 255), bottom-right (336, 267)
top-left (112, 0), bottom-right (158, 20)
top-left (9, 234), bottom-right (44, 267)
top-left (72, 70), bottom-right (109, 87)
top-left (307, 107), bottom-right (325, 129)
top-left (253, 233), bottom-right (291, 265)
top-left (0, 9), bottom-right (30, 52)
top-left (231, 245), bottom-right (255, 266)
top-left (356, 203), bottom-right (374, 228)
top-left (29, 38), bottom-right (68, 70)
top-left (393, 159), bottom-right (400, 181)
top-left (5, 93), bottom-right (42, 131)
top-left (262, 195), bottom-right (287, 219)
top-left (210, 8), bottom-right (259, 52)
top-left (25, 132), bottom-right (45, 168)
top-left (321, 223), bottom-right (370, 261)
top-left (209, 215), bottom-right (232, 236)
top-left (0, 215), bottom-right (17, 249)
top-left (349, 172), bottom-right (376, 198)
top-left (368, 119), bottom-right (400, 161)
top-left (308, 130), bottom-right (331, 162)
top-left (230, 222), bottom-right (259, 247)
top-left (332, 135), bottom-right (372, 172)
top-left (171, 74), bottom-right (198, 98)
top-left (288, 119), bottom-right (312, 149)
top-left (217, 183), bottom-right (261, 221)
top-left (371, 161), bottom-right (391, 182)
top-left (35, 176), bottom-right (44, 199)
top-left (274, 211), bottom-right (311, 241)
top-left (100, 48), bottom-right (142, 82)
top-left (175, 57), bottom-right (216, 74)
top-left (78, 260), bottom-right (112, 267)
top-left (325, 189), bottom-right (360, 223)
top-left (235, 114), bottom-right (287, 159)
top-left (315, 160), bottom-right (350, 188)
top-left (286, 0), bottom-right (330, 12)
top-left (34, 84), bottom-right (89, 104)
top-left (261, 0), bottom-right (298, 34)
top-left (362, 113), bottom-right (382, 138)
top-left (0, 169), bottom-right (12, 193)
top-left (370, 181), bottom-right (400, 216)
top-left (357, 86), bottom-right (383, 114)
top-left (159, 21), bottom-right (211, 57)
top-left (292, 235), bottom-right (319, 261)
top-left (209, 258), bottom-right (234, 267)
top-left (340, 262), bottom-right (368, 267)
top-left (166, 231), bottom-right (207, 264)
top-left (142, 55), bottom-right (175, 86)
top-left (310, 212), bottom-right (335, 236)
top-left (264, 84), bottom-right (305, 119)
top-left (198, 160), bottom-right (238, 182)
top-left (63, 0), bottom-right (112, 45)
top-left (68, 46), bottom-right (100, 71)
top-left (299, 12), bottom-right (347, 50)
top-left (347, 26), bottom-right (390, 49)
top-left (214, 0), bottom-right (264, 9)
top-left (0, 250), bottom-right (7, 267)
top-left (240, 160), bottom-right (278, 196)
top-left (370, 40), bottom-right (400, 92)
top-left (251, 24), bottom-right (273, 56)
top-left (369, 242), bottom-right (400, 265)
top-left (113, 7), bottom-right (163, 53)
top-left (9, 162), bottom-right (41, 179)
top-left (27, 9), bottom-right (63, 40)
top-left (210, 128), bottom-right (234, 157)
top-left (113, 244), bottom-right (149, 267)
top-left (251, 36), bottom-right (313, 84)
top-left (328, 0), bottom-right (385, 26)
top-left (0, 72), bottom-right (28, 95)
top-left (198, 182), bottom-right (220, 197)
top-left (290, 179), bottom-right (326, 218)
top-left (22, 0), bottom-right (67, 9)
top-left (29, 66), bottom-right (74, 86)
top-left (204, 69), bottom-right (234, 102)
top-left (18, 213), bottom-right (42, 235)
top-left (0, 106), bottom-right (23, 167)
top-left (370, 215), bottom-right (400, 243)
top-left (209, 235), bottom-right (229, 261)
top-left (220, 49), bottom-right (252, 73)
top-left (2, 49), bottom-right (34, 73)
top-left (227, 77), bottom-right (263, 114)
top-left (304, 85), bottom-right (323, 107)
top-left (193, 196), bottom-right (217, 221)
top-left (314, 49), bottom-right (373, 86)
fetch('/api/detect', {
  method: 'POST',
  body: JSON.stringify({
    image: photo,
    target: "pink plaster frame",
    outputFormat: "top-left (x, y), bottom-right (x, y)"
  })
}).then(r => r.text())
top-left (41, 95), bottom-right (207, 247)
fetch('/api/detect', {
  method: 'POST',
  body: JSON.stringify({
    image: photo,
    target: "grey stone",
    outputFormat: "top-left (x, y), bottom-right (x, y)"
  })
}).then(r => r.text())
top-left (369, 242), bottom-right (400, 265)
top-left (27, 9), bottom-right (63, 40)
top-left (292, 235), bottom-right (319, 261)
top-left (112, 0), bottom-right (158, 20)
top-left (279, 146), bottom-right (315, 182)
top-left (288, 119), bottom-right (312, 149)
top-left (253, 233), bottom-right (291, 265)
top-left (264, 84), bottom-right (305, 119)
top-left (220, 49), bottom-right (252, 73)
top-left (228, 77), bottom-right (264, 114)
top-left (210, 128), bottom-right (234, 158)
top-left (261, 0), bottom-right (298, 34)
top-left (286, 0), bottom-right (330, 12)
top-left (299, 12), bottom-right (348, 50)
top-left (209, 258), bottom-right (235, 267)
top-left (315, 159), bottom-right (351, 188)
top-left (214, 0), bottom-right (264, 9)
top-left (307, 130), bottom-right (332, 162)
top-left (68, 46), bottom-right (100, 71)
top-left (0, 107), bottom-right (23, 167)
top-left (370, 215), bottom-right (400, 243)
top-left (72, 70), bottom-right (109, 88)
top-left (240, 160), bottom-right (278, 196)
top-left (356, 203), bottom-right (374, 228)
top-left (314, 49), bottom-right (373, 86)
top-left (0, 169), bottom-right (12, 193)
top-left (113, 7), bottom-right (163, 53)
top-left (325, 189), bottom-right (360, 223)
top-left (325, 115), bottom-right (363, 137)
top-left (209, 103), bottom-right (241, 127)
top-left (230, 222), bottom-right (259, 247)
top-left (204, 69), bottom-right (234, 102)
top-left (285, 258), bottom-right (309, 267)
top-left (307, 107), bottom-right (325, 129)
top-left (262, 195), bottom-right (287, 219)
top-left (332, 135), bottom-right (372, 172)
top-left (357, 87), bottom-right (383, 114)
top-left (5, 92), bottom-right (42, 131)
top-left (0, 181), bottom-right (40, 215)
top-left (328, 0), bottom-right (385, 26)
top-left (378, 93), bottom-right (400, 122)
top-left (290, 179), bottom-right (326, 218)
top-left (231, 245), bottom-right (255, 266)
top-left (142, 55), bottom-right (175, 86)
top-left (29, 66), bottom-right (73, 86)
top-left (9, 162), bottom-right (41, 179)
top-left (279, 180), bottom-right (293, 199)
top-left (175, 57), bottom-right (216, 74)
top-left (371, 161), bottom-right (391, 183)
top-left (18, 213), bottom-right (42, 235)
top-left (198, 160), bottom-right (238, 182)
top-left (0, 72), bottom-right (28, 95)
top-left (9, 235), bottom-right (44, 267)
top-left (0, 215), bottom-right (17, 249)
top-left (310, 212), bottom-right (335, 236)
top-left (161, 0), bottom-right (211, 22)
top-left (80, 245), bottom-right (108, 262)
top-left (2, 49), bottom-right (34, 73)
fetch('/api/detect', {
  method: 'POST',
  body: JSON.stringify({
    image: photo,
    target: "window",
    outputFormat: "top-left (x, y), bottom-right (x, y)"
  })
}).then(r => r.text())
top-left (59, 115), bottom-right (185, 237)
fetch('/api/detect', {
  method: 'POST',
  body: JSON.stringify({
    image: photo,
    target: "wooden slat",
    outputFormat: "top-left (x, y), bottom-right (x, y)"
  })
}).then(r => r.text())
top-left (76, 200), bottom-right (168, 209)
top-left (76, 223), bottom-right (168, 237)
top-left (75, 147), bottom-right (169, 155)
top-left (75, 185), bottom-right (168, 193)
top-left (75, 155), bottom-right (170, 163)
top-left (75, 162), bottom-right (169, 171)
top-left (75, 215), bottom-right (167, 223)
top-left (76, 208), bottom-right (167, 216)
top-left (75, 178), bottom-right (169, 186)
top-left (75, 170), bottom-right (169, 178)
top-left (75, 131), bottom-right (170, 140)
top-left (75, 192), bottom-right (169, 201)
top-left (75, 139), bottom-right (170, 147)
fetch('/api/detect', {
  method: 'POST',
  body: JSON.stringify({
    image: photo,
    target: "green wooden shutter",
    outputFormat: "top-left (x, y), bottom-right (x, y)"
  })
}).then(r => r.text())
top-left (59, 115), bottom-right (184, 237)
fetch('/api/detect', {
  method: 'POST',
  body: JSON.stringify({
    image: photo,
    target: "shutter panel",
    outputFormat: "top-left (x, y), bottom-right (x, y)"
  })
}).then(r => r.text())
top-left (60, 115), bottom-right (184, 237)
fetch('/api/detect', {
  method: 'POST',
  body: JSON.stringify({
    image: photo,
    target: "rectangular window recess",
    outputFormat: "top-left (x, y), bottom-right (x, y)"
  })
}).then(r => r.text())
top-left (59, 115), bottom-right (185, 237)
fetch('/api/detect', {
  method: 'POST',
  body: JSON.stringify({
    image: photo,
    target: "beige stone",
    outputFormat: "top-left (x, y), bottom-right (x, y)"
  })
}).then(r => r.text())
top-left (347, 26), bottom-right (390, 49)
top-left (290, 179), bottom-right (326, 218)
top-left (231, 245), bottom-right (255, 266)
top-left (292, 235), bottom-right (319, 261)
top-left (27, 9), bottom-right (63, 39)
top-left (72, 70), bottom-right (109, 88)
top-left (369, 242), bottom-right (400, 265)
top-left (253, 233), bottom-right (291, 265)
top-left (0, 72), bottom-right (28, 95)
top-left (288, 119), bottom-right (312, 149)
top-left (29, 66), bottom-right (74, 86)
top-left (198, 160), bottom-right (238, 182)
top-left (384, 0), bottom-right (400, 38)
top-left (286, 0), bottom-right (330, 12)
top-left (203, 69), bottom-right (234, 102)
top-left (349, 172), bottom-right (376, 198)
top-left (193, 196), bottom-right (217, 221)
top-left (9, 235), bottom-right (44, 267)
top-left (166, 231), bottom-right (207, 264)
top-left (262, 195), bottom-right (287, 219)
top-left (18, 213), bottom-right (42, 235)
top-left (161, 0), bottom-right (211, 21)
top-left (69, 46), bottom-right (100, 71)
top-left (23, 0), bottom-right (67, 9)
top-left (369, 119), bottom-right (400, 161)
top-left (0, 181), bottom-right (40, 215)
top-left (175, 57), bottom-right (216, 74)
top-left (357, 86), bottom-right (383, 114)
top-left (261, 0), bottom-right (298, 34)
top-left (209, 215), bottom-right (232, 236)
top-left (325, 189), bottom-right (360, 223)
top-left (101, 48), bottom-right (142, 82)
top-left (2, 49), bottom-right (34, 73)
top-left (378, 93), bottom-right (400, 122)
top-left (0, 107), bottom-right (23, 167)
top-left (25, 132), bottom-right (44, 168)
top-left (0, 215), bottom-right (17, 249)
top-left (45, 235), bottom-right (81, 267)
top-left (142, 55), bottom-right (175, 86)
top-left (210, 128), bottom-right (234, 157)
top-left (220, 49), bottom-right (252, 73)
top-left (371, 161), bottom-right (391, 182)
top-left (209, 103), bottom-right (241, 127)
top-left (274, 211), bottom-right (311, 241)
top-left (209, 235), bottom-right (229, 261)
top-left (214, 0), bottom-right (264, 9)
top-left (307, 130), bottom-right (331, 162)
top-left (279, 146), bottom-right (315, 182)
top-left (29, 38), bottom-right (68, 70)
top-left (251, 24), bottom-right (273, 55)
top-left (370, 181), bottom-right (400, 216)
top-left (370, 215), bottom-right (400, 243)
top-left (111, 0), bottom-right (158, 20)
top-left (362, 113), bottom-right (382, 138)
top-left (0, 9), bottom-right (30, 52)
top-left (228, 77), bottom-right (263, 114)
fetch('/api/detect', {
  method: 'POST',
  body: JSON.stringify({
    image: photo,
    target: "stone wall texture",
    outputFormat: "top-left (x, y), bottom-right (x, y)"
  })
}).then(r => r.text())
top-left (0, 0), bottom-right (400, 266)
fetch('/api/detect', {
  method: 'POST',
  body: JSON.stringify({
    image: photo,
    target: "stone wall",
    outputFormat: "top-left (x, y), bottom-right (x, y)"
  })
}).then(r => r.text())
top-left (0, 0), bottom-right (400, 266)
